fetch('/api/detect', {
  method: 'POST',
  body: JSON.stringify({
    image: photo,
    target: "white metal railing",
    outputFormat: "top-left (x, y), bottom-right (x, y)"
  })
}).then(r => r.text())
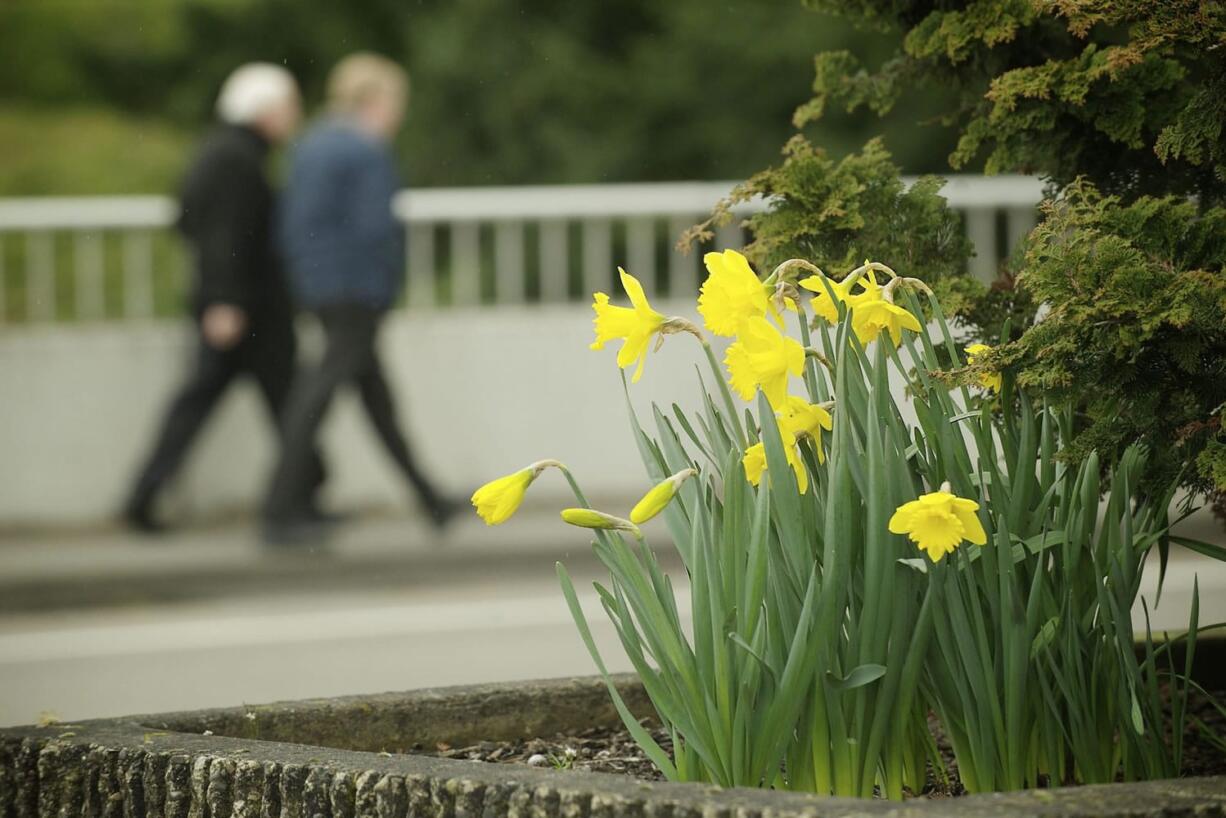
top-left (0, 177), bottom-right (1043, 324)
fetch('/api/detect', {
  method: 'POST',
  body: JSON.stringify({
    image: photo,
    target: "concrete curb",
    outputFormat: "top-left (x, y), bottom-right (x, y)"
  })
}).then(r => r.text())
top-left (2, 675), bottom-right (1223, 818)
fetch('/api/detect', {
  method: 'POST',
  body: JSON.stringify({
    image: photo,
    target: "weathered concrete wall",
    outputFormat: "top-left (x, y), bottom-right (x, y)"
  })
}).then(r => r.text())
top-left (0, 304), bottom-right (714, 527)
top-left (1, 675), bottom-right (1224, 818)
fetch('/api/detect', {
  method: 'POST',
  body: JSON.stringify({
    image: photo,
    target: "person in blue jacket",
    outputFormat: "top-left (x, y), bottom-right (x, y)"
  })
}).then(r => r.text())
top-left (264, 53), bottom-right (456, 542)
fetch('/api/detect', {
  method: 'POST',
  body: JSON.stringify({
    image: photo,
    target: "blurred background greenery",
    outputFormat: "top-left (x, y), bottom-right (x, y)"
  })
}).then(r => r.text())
top-left (0, 0), bottom-right (957, 195)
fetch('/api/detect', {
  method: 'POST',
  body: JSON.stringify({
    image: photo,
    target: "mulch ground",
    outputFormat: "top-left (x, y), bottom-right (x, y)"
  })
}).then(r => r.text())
top-left (429, 688), bottom-right (1226, 795)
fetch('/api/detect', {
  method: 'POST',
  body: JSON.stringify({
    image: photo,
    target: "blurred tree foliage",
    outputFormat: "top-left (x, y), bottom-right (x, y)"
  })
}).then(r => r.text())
top-left (732, 0), bottom-right (1225, 499)
top-left (0, 0), bottom-right (958, 194)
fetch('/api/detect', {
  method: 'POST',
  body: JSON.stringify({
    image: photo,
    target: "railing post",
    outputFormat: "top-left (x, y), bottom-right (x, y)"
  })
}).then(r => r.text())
top-left (581, 219), bottom-right (612, 300)
top-left (450, 222), bottom-right (481, 307)
top-left (0, 234), bottom-right (6, 323)
top-left (626, 218), bottom-right (656, 295)
top-left (539, 219), bottom-right (568, 303)
top-left (74, 230), bottom-right (106, 321)
top-left (407, 223), bottom-right (435, 310)
top-left (714, 222), bottom-right (742, 251)
top-left (122, 230), bottom-right (155, 319)
top-left (668, 215), bottom-right (699, 300)
top-left (494, 220), bottom-right (525, 304)
top-left (26, 231), bottom-right (56, 322)
top-left (964, 208), bottom-right (998, 284)
top-left (1005, 206), bottom-right (1038, 259)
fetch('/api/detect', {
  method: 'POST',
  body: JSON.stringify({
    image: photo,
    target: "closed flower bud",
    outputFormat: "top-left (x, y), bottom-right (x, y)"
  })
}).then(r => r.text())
top-left (560, 507), bottom-right (640, 536)
top-left (629, 468), bottom-right (697, 524)
top-left (471, 460), bottom-right (562, 526)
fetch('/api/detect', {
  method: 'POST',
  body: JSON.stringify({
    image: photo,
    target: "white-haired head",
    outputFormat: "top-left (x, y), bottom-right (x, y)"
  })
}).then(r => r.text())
top-left (215, 63), bottom-right (301, 142)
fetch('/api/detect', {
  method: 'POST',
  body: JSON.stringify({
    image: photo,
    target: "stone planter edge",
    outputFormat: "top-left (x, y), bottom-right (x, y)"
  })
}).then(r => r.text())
top-left (1, 674), bottom-right (1223, 818)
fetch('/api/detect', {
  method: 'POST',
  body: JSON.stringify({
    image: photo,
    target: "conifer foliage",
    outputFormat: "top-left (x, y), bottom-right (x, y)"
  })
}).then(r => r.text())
top-left (716, 0), bottom-right (1226, 502)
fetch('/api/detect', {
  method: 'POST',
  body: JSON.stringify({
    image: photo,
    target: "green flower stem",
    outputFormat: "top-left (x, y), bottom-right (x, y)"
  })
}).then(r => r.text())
top-left (701, 339), bottom-right (747, 449)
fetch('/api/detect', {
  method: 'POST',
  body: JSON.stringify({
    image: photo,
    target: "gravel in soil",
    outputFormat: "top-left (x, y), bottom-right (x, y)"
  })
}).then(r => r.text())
top-left (428, 690), bottom-right (1226, 795)
top-left (433, 720), bottom-right (671, 781)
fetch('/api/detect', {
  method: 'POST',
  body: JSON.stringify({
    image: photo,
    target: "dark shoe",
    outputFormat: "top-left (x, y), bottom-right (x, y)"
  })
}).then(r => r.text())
top-left (262, 516), bottom-right (333, 549)
top-left (123, 503), bottom-right (166, 535)
top-left (305, 505), bottom-right (349, 527)
top-left (427, 497), bottom-right (465, 532)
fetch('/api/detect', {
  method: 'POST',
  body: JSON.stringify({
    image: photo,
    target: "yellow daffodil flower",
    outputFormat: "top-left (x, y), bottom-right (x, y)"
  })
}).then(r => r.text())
top-left (801, 268), bottom-right (884, 324)
top-left (742, 398), bottom-right (832, 494)
top-left (472, 468), bottom-right (535, 526)
top-left (780, 396), bottom-right (833, 464)
top-left (472, 460), bottom-right (563, 526)
top-left (591, 268), bottom-right (666, 383)
top-left (629, 468), bottom-right (697, 524)
top-left (888, 488), bottom-right (987, 562)
top-left (850, 299), bottom-right (922, 347)
top-left (724, 316), bottom-right (805, 409)
top-left (965, 343), bottom-right (1003, 392)
top-left (743, 432), bottom-right (808, 494)
top-left (698, 249), bottom-right (782, 337)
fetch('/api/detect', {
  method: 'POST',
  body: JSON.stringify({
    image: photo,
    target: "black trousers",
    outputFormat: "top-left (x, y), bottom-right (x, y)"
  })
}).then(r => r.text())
top-left (126, 310), bottom-right (323, 514)
top-left (264, 305), bottom-right (444, 521)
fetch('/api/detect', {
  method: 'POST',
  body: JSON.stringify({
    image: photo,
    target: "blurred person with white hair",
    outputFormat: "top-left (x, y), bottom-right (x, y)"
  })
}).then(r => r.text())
top-left (123, 62), bottom-right (324, 532)
top-left (263, 53), bottom-right (457, 543)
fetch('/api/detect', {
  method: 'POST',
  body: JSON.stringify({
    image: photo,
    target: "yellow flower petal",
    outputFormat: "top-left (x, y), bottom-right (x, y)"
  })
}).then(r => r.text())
top-left (851, 300), bottom-right (921, 348)
top-left (965, 343), bottom-right (1003, 392)
top-left (741, 428), bottom-right (810, 494)
top-left (590, 269), bottom-right (666, 381)
top-left (723, 317), bottom-right (805, 409)
top-left (471, 468), bottom-right (535, 526)
top-left (889, 490), bottom-right (987, 561)
top-left (743, 442), bottom-right (767, 486)
top-left (951, 497), bottom-right (987, 545)
top-left (698, 249), bottom-right (776, 337)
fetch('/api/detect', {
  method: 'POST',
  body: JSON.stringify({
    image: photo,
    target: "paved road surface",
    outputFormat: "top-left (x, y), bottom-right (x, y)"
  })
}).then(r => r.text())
top-left (1, 513), bottom-right (1223, 727)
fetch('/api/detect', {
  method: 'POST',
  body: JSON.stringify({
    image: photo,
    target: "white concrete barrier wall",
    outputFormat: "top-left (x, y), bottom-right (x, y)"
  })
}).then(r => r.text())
top-left (2, 307), bottom-right (1223, 545)
top-left (0, 303), bottom-right (720, 526)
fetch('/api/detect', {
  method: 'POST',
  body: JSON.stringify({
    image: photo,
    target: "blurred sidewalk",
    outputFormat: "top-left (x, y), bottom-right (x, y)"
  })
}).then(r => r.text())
top-left (0, 509), bottom-right (650, 614)
top-left (0, 511), bottom-right (1223, 727)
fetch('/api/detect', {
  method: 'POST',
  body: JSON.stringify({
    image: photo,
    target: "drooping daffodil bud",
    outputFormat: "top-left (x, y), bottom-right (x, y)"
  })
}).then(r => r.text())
top-left (471, 460), bottom-right (563, 526)
top-left (888, 482), bottom-right (987, 563)
top-left (560, 508), bottom-right (641, 537)
top-left (629, 468), bottom-right (697, 525)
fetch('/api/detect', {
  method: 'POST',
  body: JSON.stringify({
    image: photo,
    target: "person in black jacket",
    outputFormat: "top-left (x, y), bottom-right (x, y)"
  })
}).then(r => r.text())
top-left (263, 53), bottom-right (456, 542)
top-left (123, 63), bottom-right (321, 532)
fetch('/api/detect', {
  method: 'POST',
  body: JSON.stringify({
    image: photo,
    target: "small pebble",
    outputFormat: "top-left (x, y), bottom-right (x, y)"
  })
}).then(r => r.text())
top-left (526, 754), bottom-right (549, 767)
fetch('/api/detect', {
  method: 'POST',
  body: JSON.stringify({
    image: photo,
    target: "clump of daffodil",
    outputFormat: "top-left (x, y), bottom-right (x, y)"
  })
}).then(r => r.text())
top-left (965, 343), bottom-right (1003, 392)
top-left (743, 397), bottom-right (833, 494)
top-left (888, 483), bottom-right (987, 562)
top-left (725, 316), bottom-right (805, 409)
top-left (560, 508), bottom-right (641, 536)
top-left (591, 268), bottom-right (701, 383)
top-left (471, 460), bottom-right (564, 526)
top-left (698, 249), bottom-right (786, 337)
top-left (630, 468), bottom-right (697, 524)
